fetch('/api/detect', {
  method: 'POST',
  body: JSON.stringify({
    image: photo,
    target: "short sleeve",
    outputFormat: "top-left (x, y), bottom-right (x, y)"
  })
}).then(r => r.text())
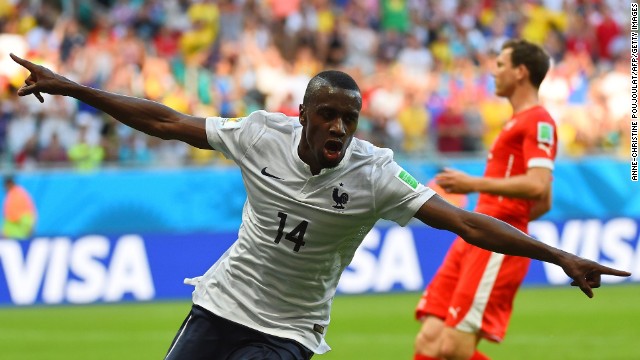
top-left (205, 110), bottom-right (268, 161)
top-left (372, 155), bottom-right (435, 226)
top-left (523, 118), bottom-right (557, 170)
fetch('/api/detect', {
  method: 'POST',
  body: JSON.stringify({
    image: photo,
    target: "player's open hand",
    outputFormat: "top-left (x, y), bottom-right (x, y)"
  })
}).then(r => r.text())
top-left (435, 168), bottom-right (476, 194)
top-left (10, 53), bottom-right (70, 103)
top-left (560, 254), bottom-right (631, 298)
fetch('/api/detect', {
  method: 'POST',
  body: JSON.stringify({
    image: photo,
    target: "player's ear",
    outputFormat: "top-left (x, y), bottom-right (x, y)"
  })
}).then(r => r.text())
top-left (517, 64), bottom-right (529, 82)
top-left (299, 104), bottom-right (306, 125)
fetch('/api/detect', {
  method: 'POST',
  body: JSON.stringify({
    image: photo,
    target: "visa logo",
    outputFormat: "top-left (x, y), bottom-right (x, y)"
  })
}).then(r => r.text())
top-left (530, 218), bottom-right (640, 284)
top-left (338, 227), bottom-right (423, 294)
top-left (0, 235), bottom-right (155, 305)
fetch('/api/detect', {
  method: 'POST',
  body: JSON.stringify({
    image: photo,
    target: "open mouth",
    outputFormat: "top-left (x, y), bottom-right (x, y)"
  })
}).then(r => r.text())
top-left (323, 140), bottom-right (343, 161)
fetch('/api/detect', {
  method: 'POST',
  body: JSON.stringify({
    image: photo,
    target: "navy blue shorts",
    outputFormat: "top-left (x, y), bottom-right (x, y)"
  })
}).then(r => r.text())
top-left (164, 305), bottom-right (314, 360)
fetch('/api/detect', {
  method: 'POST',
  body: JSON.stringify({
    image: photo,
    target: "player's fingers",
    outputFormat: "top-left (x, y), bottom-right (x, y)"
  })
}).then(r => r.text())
top-left (570, 280), bottom-right (600, 288)
top-left (587, 271), bottom-right (601, 284)
top-left (12, 55), bottom-right (45, 104)
top-left (572, 276), bottom-right (594, 298)
top-left (436, 181), bottom-right (452, 191)
top-left (571, 268), bottom-right (602, 288)
top-left (580, 283), bottom-right (594, 298)
top-left (598, 266), bottom-right (631, 277)
top-left (25, 74), bottom-right (36, 85)
top-left (10, 53), bottom-right (34, 70)
top-left (17, 84), bottom-right (38, 97)
top-left (436, 175), bottom-right (453, 183)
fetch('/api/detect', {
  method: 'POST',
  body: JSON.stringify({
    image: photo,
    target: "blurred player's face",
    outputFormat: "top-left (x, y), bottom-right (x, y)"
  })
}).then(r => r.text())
top-left (298, 86), bottom-right (361, 174)
top-left (493, 48), bottom-right (518, 97)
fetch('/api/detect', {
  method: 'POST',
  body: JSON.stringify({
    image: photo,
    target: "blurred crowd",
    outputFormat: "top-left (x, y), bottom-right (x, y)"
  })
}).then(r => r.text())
top-left (0, 0), bottom-right (633, 171)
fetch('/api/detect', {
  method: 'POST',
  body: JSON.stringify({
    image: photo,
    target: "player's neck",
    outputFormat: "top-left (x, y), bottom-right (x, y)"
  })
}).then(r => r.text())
top-left (297, 142), bottom-right (322, 176)
top-left (508, 87), bottom-right (539, 114)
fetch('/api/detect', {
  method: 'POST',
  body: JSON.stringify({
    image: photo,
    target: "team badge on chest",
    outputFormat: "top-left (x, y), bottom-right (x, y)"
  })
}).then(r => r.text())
top-left (332, 183), bottom-right (349, 209)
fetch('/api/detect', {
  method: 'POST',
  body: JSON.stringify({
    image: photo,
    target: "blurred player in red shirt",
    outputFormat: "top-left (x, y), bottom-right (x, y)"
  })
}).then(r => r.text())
top-left (414, 39), bottom-right (557, 360)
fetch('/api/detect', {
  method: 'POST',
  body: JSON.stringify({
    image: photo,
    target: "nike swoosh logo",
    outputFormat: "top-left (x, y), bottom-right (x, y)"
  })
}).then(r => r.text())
top-left (261, 167), bottom-right (283, 180)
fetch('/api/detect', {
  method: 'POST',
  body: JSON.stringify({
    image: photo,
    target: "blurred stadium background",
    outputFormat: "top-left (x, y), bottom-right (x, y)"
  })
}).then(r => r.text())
top-left (0, 0), bottom-right (638, 359)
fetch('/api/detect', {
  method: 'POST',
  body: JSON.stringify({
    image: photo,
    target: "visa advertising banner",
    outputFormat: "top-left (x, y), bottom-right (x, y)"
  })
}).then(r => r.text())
top-left (1, 217), bottom-right (638, 306)
top-left (1, 158), bottom-right (638, 305)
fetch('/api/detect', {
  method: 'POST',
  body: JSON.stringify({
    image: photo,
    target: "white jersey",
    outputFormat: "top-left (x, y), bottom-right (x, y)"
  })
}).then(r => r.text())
top-left (189, 110), bottom-right (435, 354)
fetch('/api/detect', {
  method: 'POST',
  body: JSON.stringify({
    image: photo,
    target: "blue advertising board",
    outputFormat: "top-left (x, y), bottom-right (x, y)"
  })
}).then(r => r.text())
top-left (0, 157), bottom-right (637, 305)
top-left (1, 217), bottom-right (638, 306)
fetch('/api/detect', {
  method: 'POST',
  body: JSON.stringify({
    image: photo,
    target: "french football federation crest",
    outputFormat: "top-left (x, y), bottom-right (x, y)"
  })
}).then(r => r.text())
top-left (332, 186), bottom-right (349, 209)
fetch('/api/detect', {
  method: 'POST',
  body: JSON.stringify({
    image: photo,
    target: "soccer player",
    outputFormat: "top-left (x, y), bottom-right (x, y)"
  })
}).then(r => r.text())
top-left (10, 52), bottom-right (630, 360)
top-left (414, 39), bottom-right (562, 360)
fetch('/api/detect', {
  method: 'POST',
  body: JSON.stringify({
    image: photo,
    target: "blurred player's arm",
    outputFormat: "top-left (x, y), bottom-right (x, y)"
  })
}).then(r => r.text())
top-left (10, 53), bottom-right (212, 150)
top-left (529, 185), bottom-right (552, 220)
top-left (414, 195), bottom-right (631, 298)
top-left (435, 167), bottom-right (551, 200)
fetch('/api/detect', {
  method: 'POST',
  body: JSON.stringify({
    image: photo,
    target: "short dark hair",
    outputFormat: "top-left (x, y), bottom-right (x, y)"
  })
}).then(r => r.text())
top-left (502, 39), bottom-right (550, 89)
top-left (4, 175), bottom-right (15, 186)
top-left (303, 70), bottom-right (360, 106)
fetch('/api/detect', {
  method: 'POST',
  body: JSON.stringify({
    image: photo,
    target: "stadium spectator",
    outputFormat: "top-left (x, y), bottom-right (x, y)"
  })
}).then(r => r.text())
top-left (380, 0), bottom-right (410, 34)
top-left (117, 129), bottom-right (154, 167)
top-left (10, 53), bottom-right (631, 359)
top-left (414, 39), bottom-right (559, 360)
top-left (342, 11), bottom-right (378, 76)
top-left (38, 94), bottom-right (76, 152)
top-left (6, 95), bottom-right (37, 163)
top-left (593, 4), bottom-right (622, 62)
top-left (38, 131), bottom-right (69, 165)
top-left (397, 90), bottom-right (430, 153)
top-left (180, 0), bottom-right (219, 62)
top-left (67, 124), bottom-right (105, 171)
top-left (0, 0), bottom-right (633, 169)
top-left (460, 99), bottom-right (486, 153)
top-left (396, 32), bottom-right (434, 81)
top-left (13, 134), bottom-right (39, 170)
top-left (434, 101), bottom-right (467, 153)
top-left (1, 175), bottom-right (36, 240)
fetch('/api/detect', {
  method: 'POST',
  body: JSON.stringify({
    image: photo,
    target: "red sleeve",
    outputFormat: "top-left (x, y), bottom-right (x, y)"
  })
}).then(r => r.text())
top-left (522, 113), bottom-right (557, 170)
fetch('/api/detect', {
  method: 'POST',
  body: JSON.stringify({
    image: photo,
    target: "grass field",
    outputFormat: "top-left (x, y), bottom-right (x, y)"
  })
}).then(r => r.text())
top-left (0, 284), bottom-right (638, 359)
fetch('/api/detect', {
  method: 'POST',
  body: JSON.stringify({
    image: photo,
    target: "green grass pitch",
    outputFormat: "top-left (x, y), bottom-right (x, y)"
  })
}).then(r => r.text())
top-left (0, 284), bottom-right (638, 359)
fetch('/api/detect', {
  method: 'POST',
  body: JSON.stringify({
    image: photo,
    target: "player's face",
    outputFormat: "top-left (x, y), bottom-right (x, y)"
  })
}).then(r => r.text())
top-left (299, 86), bottom-right (361, 174)
top-left (493, 48), bottom-right (517, 97)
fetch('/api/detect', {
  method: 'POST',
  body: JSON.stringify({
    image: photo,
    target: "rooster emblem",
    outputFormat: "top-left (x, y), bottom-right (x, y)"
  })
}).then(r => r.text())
top-left (332, 187), bottom-right (349, 209)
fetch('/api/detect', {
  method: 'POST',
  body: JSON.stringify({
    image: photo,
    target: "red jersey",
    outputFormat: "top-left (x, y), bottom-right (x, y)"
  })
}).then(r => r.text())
top-left (476, 105), bottom-right (557, 229)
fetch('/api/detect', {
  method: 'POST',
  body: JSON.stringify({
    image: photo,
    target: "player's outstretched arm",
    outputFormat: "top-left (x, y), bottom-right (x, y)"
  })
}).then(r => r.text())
top-left (10, 53), bottom-right (212, 150)
top-left (414, 195), bottom-right (631, 298)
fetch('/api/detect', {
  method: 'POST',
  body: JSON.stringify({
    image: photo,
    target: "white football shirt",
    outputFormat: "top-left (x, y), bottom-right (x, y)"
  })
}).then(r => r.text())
top-left (188, 110), bottom-right (435, 353)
